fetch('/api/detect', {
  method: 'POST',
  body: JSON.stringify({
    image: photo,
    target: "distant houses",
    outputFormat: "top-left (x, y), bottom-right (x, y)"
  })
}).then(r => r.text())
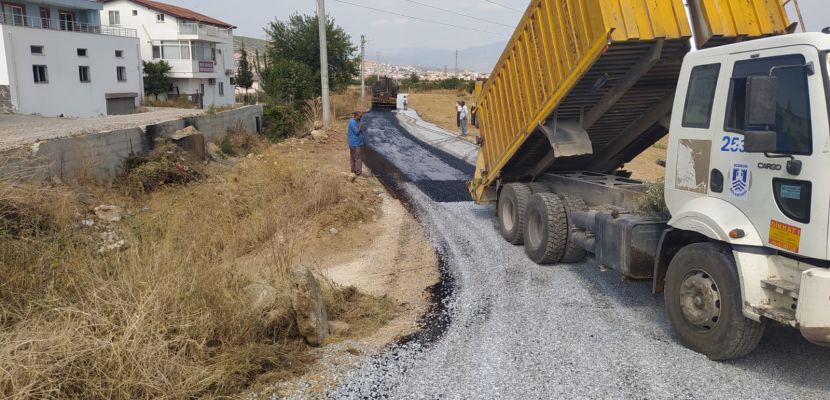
top-left (0, 0), bottom-right (142, 117)
top-left (102, 0), bottom-right (236, 108)
top-left (0, 0), bottom-right (237, 118)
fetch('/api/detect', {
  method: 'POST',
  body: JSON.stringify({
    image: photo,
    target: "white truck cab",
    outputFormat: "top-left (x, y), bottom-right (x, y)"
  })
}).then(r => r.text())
top-left (664, 32), bottom-right (830, 351)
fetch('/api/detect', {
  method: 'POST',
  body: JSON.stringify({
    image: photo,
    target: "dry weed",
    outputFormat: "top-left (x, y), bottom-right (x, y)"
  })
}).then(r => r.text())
top-left (0, 135), bottom-right (385, 398)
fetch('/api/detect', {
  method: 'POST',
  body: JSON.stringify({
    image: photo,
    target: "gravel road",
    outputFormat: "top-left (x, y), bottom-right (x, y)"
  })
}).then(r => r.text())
top-left (331, 110), bottom-right (830, 399)
top-left (0, 107), bottom-right (203, 151)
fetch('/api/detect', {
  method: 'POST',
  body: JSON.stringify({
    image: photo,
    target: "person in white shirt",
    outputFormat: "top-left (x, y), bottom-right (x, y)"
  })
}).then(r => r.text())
top-left (459, 101), bottom-right (469, 136)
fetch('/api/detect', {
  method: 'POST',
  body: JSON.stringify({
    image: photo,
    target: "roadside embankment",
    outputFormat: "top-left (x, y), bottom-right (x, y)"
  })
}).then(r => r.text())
top-left (0, 118), bottom-right (438, 399)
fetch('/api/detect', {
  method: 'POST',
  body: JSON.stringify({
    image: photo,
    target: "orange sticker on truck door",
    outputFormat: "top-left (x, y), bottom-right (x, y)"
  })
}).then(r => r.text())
top-left (769, 220), bottom-right (801, 253)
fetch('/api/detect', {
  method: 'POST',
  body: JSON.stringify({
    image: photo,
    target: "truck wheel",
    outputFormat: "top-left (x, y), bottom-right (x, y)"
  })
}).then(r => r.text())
top-left (559, 194), bottom-right (588, 263)
top-left (664, 243), bottom-right (765, 360)
top-left (529, 182), bottom-right (550, 194)
top-left (523, 193), bottom-right (567, 264)
top-left (498, 183), bottom-right (532, 244)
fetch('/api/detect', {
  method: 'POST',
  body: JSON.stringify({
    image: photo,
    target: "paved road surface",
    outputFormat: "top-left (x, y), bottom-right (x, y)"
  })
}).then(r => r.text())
top-left (333, 110), bottom-right (830, 399)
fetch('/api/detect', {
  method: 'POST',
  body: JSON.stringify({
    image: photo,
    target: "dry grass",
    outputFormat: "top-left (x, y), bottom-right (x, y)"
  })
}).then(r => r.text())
top-left (0, 124), bottom-right (392, 399)
top-left (406, 91), bottom-right (479, 140)
top-left (143, 96), bottom-right (198, 109)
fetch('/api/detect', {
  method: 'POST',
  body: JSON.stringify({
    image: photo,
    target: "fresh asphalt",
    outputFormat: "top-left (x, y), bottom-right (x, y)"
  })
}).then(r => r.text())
top-left (332, 110), bottom-right (830, 399)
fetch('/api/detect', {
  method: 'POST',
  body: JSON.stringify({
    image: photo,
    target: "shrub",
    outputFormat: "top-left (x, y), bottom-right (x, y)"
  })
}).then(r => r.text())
top-left (262, 104), bottom-right (302, 142)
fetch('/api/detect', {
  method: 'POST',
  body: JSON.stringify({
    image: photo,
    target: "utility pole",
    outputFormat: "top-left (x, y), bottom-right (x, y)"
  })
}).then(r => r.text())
top-left (360, 35), bottom-right (366, 100)
top-left (316, 0), bottom-right (331, 125)
top-left (455, 49), bottom-right (458, 73)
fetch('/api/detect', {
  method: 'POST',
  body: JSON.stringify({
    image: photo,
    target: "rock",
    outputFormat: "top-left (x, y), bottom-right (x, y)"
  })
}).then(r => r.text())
top-left (81, 219), bottom-right (95, 227)
top-left (310, 130), bottom-right (329, 141)
top-left (244, 282), bottom-right (278, 312)
top-left (207, 142), bottom-right (223, 160)
top-left (246, 153), bottom-right (254, 159)
top-left (94, 205), bottom-right (122, 222)
top-left (172, 125), bottom-right (199, 138)
top-left (313, 120), bottom-right (324, 130)
top-left (97, 240), bottom-right (127, 254)
top-left (290, 266), bottom-right (329, 346)
top-left (328, 320), bottom-right (350, 336)
top-left (328, 227), bottom-right (339, 235)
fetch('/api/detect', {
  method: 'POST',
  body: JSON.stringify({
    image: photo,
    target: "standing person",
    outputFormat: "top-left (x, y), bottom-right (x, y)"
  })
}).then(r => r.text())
top-left (347, 111), bottom-right (365, 176)
top-left (456, 100), bottom-right (462, 128)
top-left (403, 96), bottom-right (408, 111)
top-left (459, 101), bottom-right (469, 137)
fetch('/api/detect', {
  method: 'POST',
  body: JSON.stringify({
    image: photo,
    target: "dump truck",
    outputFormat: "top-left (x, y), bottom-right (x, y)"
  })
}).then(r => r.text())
top-left (371, 76), bottom-right (399, 109)
top-left (470, 0), bottom-right (830, 360)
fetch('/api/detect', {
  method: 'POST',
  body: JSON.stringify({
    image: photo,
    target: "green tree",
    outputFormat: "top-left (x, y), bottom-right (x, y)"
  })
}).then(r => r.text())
top-left (142, 60), bottom-right (172, 96)
top-left (261, 60), bottom-right (316, 104)
top-left (235, 44), bottom-right (255, 95)
top-left (409, 72), bottom-right (420, 83)
top-left (264, 13), bottom-right (358, 92)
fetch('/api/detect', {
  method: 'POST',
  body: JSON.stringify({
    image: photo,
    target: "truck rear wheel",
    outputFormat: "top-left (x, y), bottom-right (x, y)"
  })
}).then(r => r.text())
top-left (523, 193), bottom-right (567, 264)
top-left (529, 182), bottom-right (550, 194)
top-left (559, 194), bottom-right (588, 263)
top-left (664, 243), bottom-right (764, 360)
top-left (498, 183), bottom-right (532, 244)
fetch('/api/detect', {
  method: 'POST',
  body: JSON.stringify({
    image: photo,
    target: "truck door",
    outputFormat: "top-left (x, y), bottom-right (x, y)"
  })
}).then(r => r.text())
top-left (711, 47), bottom-right (829, 260)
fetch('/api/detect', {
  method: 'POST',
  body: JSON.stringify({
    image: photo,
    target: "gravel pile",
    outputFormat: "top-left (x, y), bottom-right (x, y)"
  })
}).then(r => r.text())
top-left (330, 112), bottom-right (830, 399)
top-left (0, 107), bottom-right (204, 151)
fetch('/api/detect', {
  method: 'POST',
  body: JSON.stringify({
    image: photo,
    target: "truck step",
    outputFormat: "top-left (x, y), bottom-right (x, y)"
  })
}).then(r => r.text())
top-left (757, 306), bottom-right (797, 326)
top-left (761, 279), bottom-right (800, 299)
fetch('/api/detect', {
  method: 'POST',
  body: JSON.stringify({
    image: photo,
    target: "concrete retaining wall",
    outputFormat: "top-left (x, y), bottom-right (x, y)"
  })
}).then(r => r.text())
top-left (0, 105), bottom-right (262, 180)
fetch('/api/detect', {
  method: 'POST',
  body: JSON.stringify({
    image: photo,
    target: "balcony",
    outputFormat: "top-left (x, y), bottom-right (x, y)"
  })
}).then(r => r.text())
top-left (0, 13), bottom-right (137, 38)
top-left (178, 22), bottom-right (231, 40)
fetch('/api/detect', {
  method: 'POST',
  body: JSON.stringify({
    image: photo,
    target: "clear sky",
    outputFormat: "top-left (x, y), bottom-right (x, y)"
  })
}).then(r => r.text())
top-left (172, 0), bottom-right (828, 53)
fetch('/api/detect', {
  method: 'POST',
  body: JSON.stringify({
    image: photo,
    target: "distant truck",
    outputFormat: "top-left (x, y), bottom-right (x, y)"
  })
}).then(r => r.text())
top-left (469, 0), bottom-right (830, 360)
top-left (371, 76), bottom-right (399, 109)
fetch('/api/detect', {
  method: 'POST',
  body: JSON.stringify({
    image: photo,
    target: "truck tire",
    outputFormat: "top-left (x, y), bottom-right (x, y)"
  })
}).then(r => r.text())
top-left (529, 182), bottom-right (550, 194)
top-left (523, 193), bottom-right (568, 264)
top-left (559, 194), bottom-right (588, 263)
top-left (664, 243), bottom-right (765, 360)
top-left (498, 183), bottom-right (532, 244)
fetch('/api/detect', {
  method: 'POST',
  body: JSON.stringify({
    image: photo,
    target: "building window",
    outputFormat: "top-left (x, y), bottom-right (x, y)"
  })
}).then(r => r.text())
top-left (108, 10), bottom-right (120, 25)
top-left (77, 48), bottom-right (88, 57)
top-left (116, 66), bottom-right (127, 82)
top-left (10, 5), bottom-right (25, 26)
top-left (79, 66), bottom-right (90, 83)
top-left (132, 10), bottom-right (138, 16)
top-left (219, 82), bottom-right (225, 96)
top-left (152, 41), bottom-right (191, 60)
top-left (30, 45), bottom-right (44, 55)
top-left (33, 65), bottom-right (48, 84)
top-left (156, 14), bottom-right (165, 22)
top-left (115, 50), bottom-right (124, 58)
top-left (59, 11), bottom-right (76, 31)
top-left (40, 7), bottom-right (51, 29)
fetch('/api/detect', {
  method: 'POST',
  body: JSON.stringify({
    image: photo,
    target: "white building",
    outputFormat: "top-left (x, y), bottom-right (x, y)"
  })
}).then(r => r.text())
top-left (102, 0), bottom-right (236, 108)
top-left (0, 0), bottom-right (142, 117)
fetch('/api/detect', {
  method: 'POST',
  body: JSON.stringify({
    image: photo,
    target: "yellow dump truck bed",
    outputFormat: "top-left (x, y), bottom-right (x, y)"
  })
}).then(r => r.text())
top-left (469, 0), bottom-right (791, 203)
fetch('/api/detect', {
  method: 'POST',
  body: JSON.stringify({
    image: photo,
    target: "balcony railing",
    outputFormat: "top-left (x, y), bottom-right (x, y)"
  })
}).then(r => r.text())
top-left (178, 22), bottom-right (231, 39)
top-left (0, 13), bottom-right (137, 38)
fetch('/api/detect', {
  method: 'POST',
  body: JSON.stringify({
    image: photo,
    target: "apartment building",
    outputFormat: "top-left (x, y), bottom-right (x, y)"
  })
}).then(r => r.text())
top-left (0, 0), bottom-right (142, 117)
top-left (102, 0), bottom-right (235, 108)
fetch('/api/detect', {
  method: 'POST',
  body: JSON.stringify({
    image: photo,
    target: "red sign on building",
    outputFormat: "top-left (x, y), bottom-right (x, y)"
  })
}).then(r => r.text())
top-left (198, 61), bottom-right (214, 73)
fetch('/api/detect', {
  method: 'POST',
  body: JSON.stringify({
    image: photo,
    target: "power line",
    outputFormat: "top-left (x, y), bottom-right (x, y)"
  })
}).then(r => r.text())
top-left (400, 0), bottom-right (513, 28)
top-left (331, 0), bottom-right (509, 36)
top-left (483, 0), bottom-right (523, 13)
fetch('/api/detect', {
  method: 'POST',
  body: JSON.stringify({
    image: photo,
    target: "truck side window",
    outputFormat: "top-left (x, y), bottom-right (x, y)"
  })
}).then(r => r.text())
top-left (682, 63), bottom-right (721, 129)
top-left (725, 54), bottom-right (812, 155)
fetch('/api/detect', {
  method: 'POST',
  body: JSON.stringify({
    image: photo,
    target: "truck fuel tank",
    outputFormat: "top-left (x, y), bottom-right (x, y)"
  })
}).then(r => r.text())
top-left (589, 213), bottom-right (667, 280)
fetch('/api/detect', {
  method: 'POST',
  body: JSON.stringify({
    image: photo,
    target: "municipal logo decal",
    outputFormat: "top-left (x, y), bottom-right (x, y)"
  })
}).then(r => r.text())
top-left (729, 163), bottom-right (750, 200)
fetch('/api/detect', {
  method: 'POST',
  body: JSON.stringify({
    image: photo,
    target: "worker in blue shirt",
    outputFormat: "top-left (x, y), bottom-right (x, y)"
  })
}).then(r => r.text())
top-left (347, 111), bottom-right (365, 176)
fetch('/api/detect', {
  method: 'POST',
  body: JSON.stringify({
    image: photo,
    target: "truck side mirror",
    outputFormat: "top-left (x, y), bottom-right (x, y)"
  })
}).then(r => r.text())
top-left (745, 75), bottom-right (778, 126)
top-left (743, 130), bottom-right (778, 153)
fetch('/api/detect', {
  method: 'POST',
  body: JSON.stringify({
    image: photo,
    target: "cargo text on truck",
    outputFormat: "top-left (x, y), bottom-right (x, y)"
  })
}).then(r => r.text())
top-left (468, 0), bottom-right (830, 360)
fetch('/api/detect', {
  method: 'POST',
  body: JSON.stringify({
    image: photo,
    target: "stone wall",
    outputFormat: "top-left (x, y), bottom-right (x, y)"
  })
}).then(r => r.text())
top-left (0, 105), bottom-right (263, 180)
